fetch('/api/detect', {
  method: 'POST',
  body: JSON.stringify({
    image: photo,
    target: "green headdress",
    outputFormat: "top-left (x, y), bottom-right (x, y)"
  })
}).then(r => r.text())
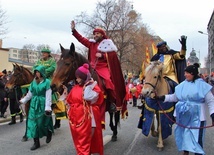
top-left (41, 48), bottom-right (51, 53)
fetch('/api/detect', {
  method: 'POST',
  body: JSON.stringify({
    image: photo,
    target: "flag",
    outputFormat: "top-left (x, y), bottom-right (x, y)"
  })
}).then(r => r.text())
top-left (145, 47), bottom-right (150, 63)
top-left (140, 47), bottom-right (150, 80)
top-left (139, 61), bottom-right (145, 80)
top-left (151, 42), bottom-right (157, 56)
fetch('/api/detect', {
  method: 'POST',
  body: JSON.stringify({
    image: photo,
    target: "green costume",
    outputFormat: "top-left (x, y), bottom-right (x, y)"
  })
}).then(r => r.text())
top-left (33, 48), bottom-right (67, 126)
top-left (33, 56), bottom-right (56, 80)
top-left (25, 66), bottom-right (54, 138)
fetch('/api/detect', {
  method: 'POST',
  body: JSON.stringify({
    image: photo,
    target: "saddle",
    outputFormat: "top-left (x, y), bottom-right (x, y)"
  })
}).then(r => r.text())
top-left (164, 77), bottom-right (177, 93)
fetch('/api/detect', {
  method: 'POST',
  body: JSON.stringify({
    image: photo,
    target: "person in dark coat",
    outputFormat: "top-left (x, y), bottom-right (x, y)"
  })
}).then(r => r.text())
top-left (0, 72), bottom-right (8, 118)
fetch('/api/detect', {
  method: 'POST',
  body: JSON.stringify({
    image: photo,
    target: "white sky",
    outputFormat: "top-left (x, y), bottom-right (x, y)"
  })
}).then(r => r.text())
top-left (0, 0), bottom-right (213, 67)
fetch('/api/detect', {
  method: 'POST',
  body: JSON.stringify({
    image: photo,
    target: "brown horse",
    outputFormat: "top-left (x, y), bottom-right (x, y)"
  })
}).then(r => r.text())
top-left (51, 43), bottom-right (123, 141)
top-left (5, 63), bottom-right (34, 141)
top-left (140, 61), bottom-right (175, 151)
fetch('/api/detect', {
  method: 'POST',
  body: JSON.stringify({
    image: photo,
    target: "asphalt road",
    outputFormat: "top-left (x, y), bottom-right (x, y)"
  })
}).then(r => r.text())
top-left (1, 100), bottom-right (214, 155)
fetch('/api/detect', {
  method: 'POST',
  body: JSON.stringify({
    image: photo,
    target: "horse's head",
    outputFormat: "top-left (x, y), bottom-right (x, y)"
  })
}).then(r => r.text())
top-left (51, 42), bottom-right (89, 93)
top-left (5, 63), bottom-right (34, 90)
top-left (141, 61), bottom-right (164, 97)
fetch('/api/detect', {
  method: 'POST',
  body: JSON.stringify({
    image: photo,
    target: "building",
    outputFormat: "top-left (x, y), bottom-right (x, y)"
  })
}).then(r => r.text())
top-left (207, 9), bottom-right (214, 74)
top-left (8, 48), bottom-right (39, 67)
top-left (187, 48), bottom-right (199, 65)
top-left (1, 39), bottom-right (61, 72)
top-left (0, 40), bottom-right (12, 72)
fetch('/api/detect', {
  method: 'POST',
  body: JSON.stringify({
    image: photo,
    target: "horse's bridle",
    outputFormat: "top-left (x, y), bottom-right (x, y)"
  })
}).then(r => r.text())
top-left (61, 57), bottom-right (78, 85)
top-left (144, 75), bottom-right (161, 92)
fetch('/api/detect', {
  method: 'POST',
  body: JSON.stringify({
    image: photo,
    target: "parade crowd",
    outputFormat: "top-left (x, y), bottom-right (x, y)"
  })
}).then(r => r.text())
top-left (1, 21), bottom-right (214, 155)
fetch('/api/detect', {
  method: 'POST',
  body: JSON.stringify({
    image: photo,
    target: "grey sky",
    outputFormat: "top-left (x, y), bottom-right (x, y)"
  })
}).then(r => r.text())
top-left (0, 0), bottom-right (213, 67)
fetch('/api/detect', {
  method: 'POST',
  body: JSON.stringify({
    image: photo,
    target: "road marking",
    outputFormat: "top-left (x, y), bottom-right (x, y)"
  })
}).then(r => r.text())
top-left (103, 135), bottom-right (112, 145)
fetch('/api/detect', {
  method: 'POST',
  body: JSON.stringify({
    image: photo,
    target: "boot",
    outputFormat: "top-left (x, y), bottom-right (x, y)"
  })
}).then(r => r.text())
top-left (54, 119), bottom-right (61, 129)
top-left (21, 135), bottom-right (28, 142)
top-left (46, 130), bottom-right (52, 143)
top-left (20, 113), bottom-right (23, 122)
top-left (183, 151), bottom-right (189, 155)
top-left (30, 138), bottom-right (40, 150)
top-left (8, 116), bottom-right (16, 125)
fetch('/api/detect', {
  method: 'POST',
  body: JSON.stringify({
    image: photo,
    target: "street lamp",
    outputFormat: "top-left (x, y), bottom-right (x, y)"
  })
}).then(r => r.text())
top-left (196, 50), bottom-right (200, 64)
top-left (198, 31), bottom-right (210, 74)
top-left (198, 31), bottom-right (208, 35)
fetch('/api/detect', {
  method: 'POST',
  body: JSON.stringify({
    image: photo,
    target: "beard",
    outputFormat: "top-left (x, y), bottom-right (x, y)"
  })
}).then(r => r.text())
top-left (94, 36), bottom-right (103, 42)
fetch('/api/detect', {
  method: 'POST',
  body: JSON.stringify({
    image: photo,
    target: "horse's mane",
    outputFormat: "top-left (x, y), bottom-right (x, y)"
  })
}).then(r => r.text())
top-left (22, 66), bottom-right (33, 76)
top-left (145, 61), bottom-right (162, 75)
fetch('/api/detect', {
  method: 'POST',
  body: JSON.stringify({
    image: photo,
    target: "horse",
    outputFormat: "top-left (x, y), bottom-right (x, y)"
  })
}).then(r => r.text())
top-left (51, 42), bottom-right (125, 141)
top-left (139, 61), bottom-right (175, 151)
top-left (5, 63), bottom-right (34, 141)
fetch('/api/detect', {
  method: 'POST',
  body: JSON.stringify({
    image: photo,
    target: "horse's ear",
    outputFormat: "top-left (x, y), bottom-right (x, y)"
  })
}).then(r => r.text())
top-left (59, 43), bottom-right (64, 52)
top-left (157, 62), bottom-right (164, 72)
top-left (70, 43), bottom-right (75, 53)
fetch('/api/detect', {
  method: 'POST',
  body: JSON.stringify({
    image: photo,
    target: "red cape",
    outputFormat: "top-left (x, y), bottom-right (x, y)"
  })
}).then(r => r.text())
top-left (106, 52), bottom-right (128, 118)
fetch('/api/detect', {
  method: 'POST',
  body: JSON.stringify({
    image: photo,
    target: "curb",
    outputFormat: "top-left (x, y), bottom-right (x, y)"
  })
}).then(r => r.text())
top-left (0, 116), bottom-right (22, 124)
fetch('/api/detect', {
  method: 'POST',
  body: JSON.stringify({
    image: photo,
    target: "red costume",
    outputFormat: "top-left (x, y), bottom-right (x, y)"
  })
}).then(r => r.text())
top-left (67, 84), bottom-right (104, 155)
top-left (66, 64), bottom-right (104, 155)
top-left (72, 29), bottom-right (127, 125)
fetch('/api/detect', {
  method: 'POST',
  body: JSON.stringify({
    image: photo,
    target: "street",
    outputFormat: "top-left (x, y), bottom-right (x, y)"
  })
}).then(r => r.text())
top-left (0, 100), bottom-right (214, 155)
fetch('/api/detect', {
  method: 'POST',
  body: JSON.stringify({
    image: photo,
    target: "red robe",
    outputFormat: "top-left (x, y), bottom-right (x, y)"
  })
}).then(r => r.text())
top-left (66, 84), bottom-right (104, 155)
top-left (73, 30), bottom-right (127, 121)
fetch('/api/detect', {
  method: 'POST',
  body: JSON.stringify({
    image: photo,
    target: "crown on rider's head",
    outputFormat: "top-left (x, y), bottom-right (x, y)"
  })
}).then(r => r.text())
top-left (93, 27), bottom-right (107, 39)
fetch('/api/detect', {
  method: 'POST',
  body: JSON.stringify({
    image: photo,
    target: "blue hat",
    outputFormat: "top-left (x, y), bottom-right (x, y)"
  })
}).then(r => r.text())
top-left (156, 41), bottom-right (167, 48)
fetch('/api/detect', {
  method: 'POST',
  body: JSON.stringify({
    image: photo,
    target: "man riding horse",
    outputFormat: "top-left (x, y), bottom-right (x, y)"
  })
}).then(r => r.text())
top-left (151, 35), bottom-right (187, 88)
top-left (70, 21), bottom-right (127, 129)
top-left (139, 36), bottom-right (187, 150)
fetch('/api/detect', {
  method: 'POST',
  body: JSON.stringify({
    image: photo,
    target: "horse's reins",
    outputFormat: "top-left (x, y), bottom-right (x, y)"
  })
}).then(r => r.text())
top-left (154, 91), bottom-right (214, 129)
top-left (144, 75), bottom-right (214, 129)
top-left (91, 57), bottom-right (98, 77)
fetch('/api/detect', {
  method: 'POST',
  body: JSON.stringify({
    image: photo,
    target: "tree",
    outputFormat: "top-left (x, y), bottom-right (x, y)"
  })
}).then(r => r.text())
top-left (74, 0), bottom-right (152, 74)
top-left (0, 6), bottom-right (8, 37)
top-left (21, 44), bottom-right (55, 63)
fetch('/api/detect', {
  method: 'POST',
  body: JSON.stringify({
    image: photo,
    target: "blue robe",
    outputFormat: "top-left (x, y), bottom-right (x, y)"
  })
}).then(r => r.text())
top-left (174, 78), bottom-right (212, 154)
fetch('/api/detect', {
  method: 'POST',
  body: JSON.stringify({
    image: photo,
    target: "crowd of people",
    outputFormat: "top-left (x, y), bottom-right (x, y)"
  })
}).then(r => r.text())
top-left (1, 21), bottom-right (214, 155)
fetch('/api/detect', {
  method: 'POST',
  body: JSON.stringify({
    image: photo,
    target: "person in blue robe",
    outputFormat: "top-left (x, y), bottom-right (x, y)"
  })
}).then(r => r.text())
top-left (157, 63), bottom-right (214, 155)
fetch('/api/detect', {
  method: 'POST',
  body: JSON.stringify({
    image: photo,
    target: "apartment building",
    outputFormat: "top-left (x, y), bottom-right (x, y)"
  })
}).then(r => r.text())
top-left (207, 9), bottom-right (214, 73)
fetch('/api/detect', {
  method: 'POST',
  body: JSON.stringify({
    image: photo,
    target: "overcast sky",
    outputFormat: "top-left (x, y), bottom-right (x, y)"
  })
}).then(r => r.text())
top-left (0, 0), bottom-right (213, 67)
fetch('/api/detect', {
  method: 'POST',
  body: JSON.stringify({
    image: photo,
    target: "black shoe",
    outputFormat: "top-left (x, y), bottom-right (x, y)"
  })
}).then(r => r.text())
top-left (30, 143), bottom-right (40, 150)
top-left (21, 135), bottom-right (28, 142)
top-left (8, 121), bottom-right (16, 125)
top-left (30, 138), bottom-right (40, 151)
top-left (8, 116), bottom-right (16, 125)
top-left (46, 130), bottom-right (52, 143)
top-left (54, 120), bottom-right (61, 129)
top-left (20, 113), bottom-right (24, 122)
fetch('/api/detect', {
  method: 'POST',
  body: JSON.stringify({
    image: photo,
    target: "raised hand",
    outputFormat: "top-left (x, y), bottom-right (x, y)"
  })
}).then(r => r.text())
top-left (179, 35), bottom-right (187, 50)
top-left (70, 20), bottom-right (75, 31)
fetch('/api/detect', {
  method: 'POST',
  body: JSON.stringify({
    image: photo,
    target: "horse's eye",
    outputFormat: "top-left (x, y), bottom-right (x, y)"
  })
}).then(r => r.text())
top-left (154, 76), bottom-right (157, 78)
top-left (64, 62), bottom-right (70, 66)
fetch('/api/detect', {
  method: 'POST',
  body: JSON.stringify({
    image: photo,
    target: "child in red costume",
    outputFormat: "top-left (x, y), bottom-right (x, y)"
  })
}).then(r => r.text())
top-left (66, 63), bottom-right (104, 155)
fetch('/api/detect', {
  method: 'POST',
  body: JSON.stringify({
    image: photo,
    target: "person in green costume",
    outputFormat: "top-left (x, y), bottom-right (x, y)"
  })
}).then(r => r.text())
top-left (20, 65), bottom-right (53, 151)
top-left (33, 48), bottom-right (56, 80)
top-left (33, 48), bottom-right (66, 129)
